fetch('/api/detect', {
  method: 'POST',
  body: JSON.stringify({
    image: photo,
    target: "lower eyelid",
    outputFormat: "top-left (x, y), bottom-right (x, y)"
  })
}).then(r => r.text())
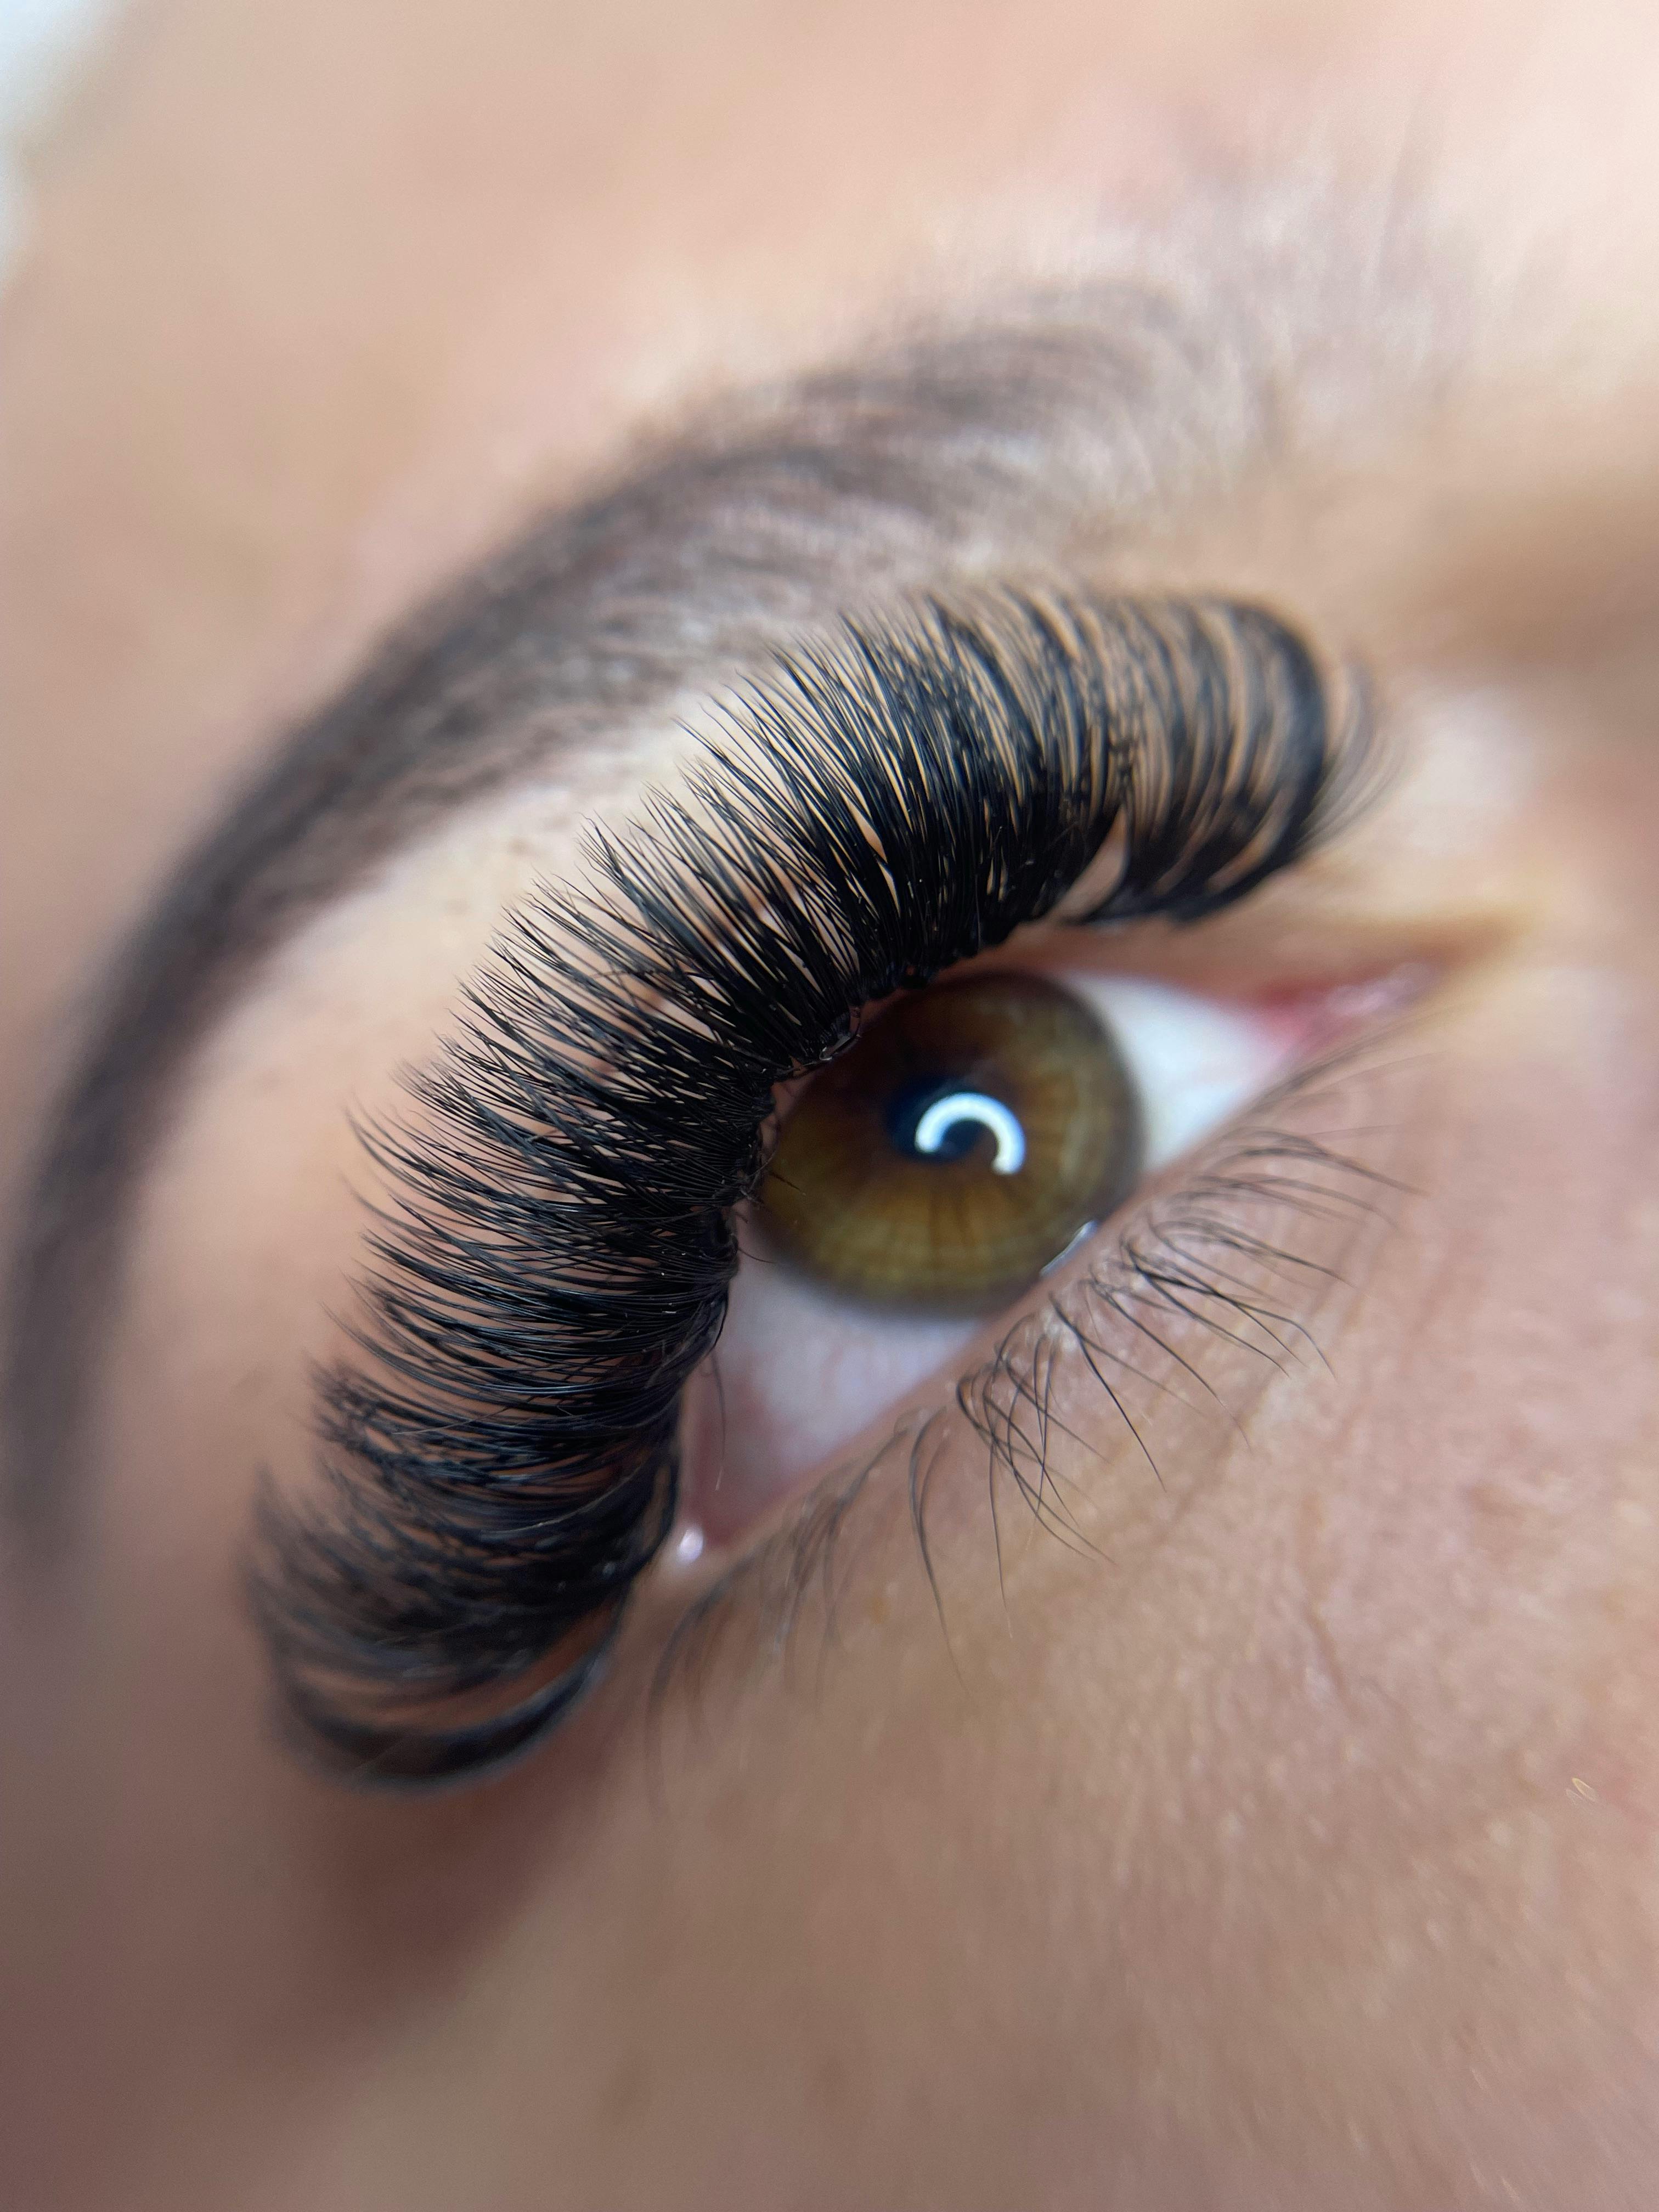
top-left (657, 1032), bottom-right (1414, 1729)
top-left (953, 1036), bottom-right (1409, 1548)
top-left (681, 972), bottom-right (1333, 1550)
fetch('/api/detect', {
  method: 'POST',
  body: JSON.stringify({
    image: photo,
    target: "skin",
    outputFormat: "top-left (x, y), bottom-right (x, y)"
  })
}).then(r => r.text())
top-left (3, 1), bottom-right (1658, 2206)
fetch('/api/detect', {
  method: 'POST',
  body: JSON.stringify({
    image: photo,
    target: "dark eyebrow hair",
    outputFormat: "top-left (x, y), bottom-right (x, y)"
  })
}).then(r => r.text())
top-left (3, 203), bottom-right (1453, 1517)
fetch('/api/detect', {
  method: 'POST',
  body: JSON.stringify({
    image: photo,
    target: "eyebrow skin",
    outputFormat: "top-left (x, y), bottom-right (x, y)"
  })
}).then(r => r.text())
top-left (2, 185), bottom-right (1455, 1517)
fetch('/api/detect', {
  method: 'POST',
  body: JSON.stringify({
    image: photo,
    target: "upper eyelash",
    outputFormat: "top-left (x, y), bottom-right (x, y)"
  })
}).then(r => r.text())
top-left (250, 586), bottom-right (1362, 1783)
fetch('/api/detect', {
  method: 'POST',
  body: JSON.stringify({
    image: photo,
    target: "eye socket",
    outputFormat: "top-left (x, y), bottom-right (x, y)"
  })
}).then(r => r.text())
top-left (759, 973), bottom-right (1144, 1313)
top-left (695, 958), bottom-right (1301, 1536)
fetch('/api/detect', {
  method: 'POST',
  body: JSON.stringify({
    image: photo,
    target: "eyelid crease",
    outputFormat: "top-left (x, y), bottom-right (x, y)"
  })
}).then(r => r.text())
top-left (249, 585), bottom-right (1371, 1784)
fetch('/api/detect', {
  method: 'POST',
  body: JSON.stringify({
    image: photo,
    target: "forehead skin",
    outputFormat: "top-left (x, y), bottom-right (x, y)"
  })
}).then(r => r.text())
top-left (4, 3), bottom-right (1659, 2210)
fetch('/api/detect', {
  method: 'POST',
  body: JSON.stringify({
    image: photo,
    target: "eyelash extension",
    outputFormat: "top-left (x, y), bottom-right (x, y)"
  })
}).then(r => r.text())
top-left (251, 587), bottom-right (1362, 1782)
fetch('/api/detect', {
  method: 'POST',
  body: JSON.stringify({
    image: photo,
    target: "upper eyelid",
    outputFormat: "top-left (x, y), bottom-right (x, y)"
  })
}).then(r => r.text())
top-left (247, 588), bottom-right (1365, 1782)
top-left (9, 308), bottom-right (1179, 1523)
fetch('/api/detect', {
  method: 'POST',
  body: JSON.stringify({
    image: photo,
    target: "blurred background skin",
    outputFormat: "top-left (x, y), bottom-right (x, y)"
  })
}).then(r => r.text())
top-left (4, 2), bottom-right (1659, 2208)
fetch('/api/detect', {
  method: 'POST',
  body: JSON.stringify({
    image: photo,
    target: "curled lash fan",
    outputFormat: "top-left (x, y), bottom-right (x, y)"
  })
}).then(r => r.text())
top-left (252, 590), bottom-right (1352, 1782)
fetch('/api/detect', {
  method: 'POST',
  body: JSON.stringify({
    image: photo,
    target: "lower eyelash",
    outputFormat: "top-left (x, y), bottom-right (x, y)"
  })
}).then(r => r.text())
top-left (652, 1034), bottom-right (1417, 1728)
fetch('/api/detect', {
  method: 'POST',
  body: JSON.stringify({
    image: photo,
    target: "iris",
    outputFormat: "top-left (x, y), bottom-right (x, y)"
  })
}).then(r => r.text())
top-left (761, 973), bottom-right (1145, 1311)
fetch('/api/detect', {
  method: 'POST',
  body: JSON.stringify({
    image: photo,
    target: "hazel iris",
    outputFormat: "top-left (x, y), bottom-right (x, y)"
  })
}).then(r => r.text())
top-left (760, 972), bottom-right (1144, 1312)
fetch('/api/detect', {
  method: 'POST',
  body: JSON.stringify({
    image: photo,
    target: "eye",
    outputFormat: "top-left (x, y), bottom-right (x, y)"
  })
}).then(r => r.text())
top-left (696, 959), bottom-right (1300, 1537)
top-left (253, 590), bottom-right (1364, 1777)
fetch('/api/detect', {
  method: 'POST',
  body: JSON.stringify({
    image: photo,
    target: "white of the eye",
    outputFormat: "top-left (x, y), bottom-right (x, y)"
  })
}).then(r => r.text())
top-left (912, 1091), bottom-right (1027, 1173)
top-left (1068, 974), bottom-right (1295, 1168)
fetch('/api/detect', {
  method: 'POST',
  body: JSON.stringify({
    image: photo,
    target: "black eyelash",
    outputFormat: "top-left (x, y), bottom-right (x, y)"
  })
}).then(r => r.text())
top-left (251, 588), bottom-right (1360, 1781)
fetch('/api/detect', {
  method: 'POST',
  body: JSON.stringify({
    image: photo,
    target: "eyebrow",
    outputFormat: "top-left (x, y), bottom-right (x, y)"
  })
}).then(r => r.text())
top-left (3, 187), bottom-right (1455, 1517)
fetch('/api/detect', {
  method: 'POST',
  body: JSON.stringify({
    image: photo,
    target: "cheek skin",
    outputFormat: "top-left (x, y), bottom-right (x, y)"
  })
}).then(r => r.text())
top-left (12, 0), bottom-right (1659, 2202)
top-left (119, 929), bottom-right (1643, 2212)
top-left (341, 955), bottom-right (1658, 2212)
top-left (11, 785), bottom-right (1656, 2211)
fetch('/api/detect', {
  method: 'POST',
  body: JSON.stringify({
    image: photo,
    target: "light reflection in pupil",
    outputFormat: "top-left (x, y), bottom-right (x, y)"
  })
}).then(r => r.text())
top-left (890, 1083), bottom-right (1028, 1174)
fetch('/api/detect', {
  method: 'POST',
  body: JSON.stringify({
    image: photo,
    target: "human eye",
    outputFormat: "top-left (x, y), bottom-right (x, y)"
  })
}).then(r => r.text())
top-left (251, 588), bottom-right (1382, 1784)
top-left (702, 964), bottom-right (1313, 1528)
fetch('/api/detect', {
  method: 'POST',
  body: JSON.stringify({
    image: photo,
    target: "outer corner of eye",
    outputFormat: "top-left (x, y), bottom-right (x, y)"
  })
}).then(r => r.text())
top-left (674, 964), bottom-right (1310, 1550)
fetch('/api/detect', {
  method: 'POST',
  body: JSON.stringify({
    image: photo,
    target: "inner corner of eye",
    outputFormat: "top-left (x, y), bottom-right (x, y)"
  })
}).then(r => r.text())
top-left (669, 966), bottom-right (1306, 1555)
